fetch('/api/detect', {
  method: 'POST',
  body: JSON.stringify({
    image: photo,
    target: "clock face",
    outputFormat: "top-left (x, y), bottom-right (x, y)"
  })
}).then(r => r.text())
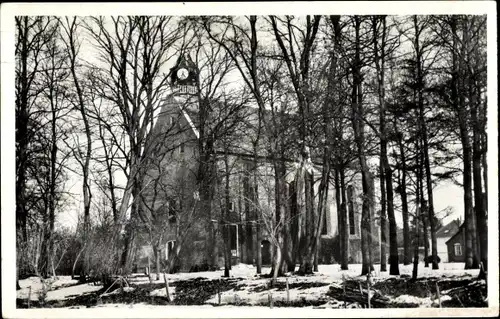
top-left (177, 68), bottom-right (189, 80)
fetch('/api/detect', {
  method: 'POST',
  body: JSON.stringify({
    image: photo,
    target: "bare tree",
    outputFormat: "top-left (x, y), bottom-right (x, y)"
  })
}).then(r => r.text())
top-left (59, 17), bottom-right (94, 282)
top-left (15, 16), bottom-right (60, 286)
top-left (202, 16), bottom-right (290, 281)
top-left (348, 16), bottom-right (375, 276)
top-left (85, 16), bottom-right (182, 273)
top-left (372, 15), bottom-right (400, 275)
top-left (268, 15), bottom-right (323, 275)
top-left (410, 15), bottom-right (439, 269)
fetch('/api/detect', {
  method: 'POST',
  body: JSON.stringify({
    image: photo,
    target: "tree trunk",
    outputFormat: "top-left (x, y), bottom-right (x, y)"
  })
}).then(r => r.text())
top-left (422, 201), bottom-right (429, 268)
top-left (470, 51), bottom-right (487, 277)
top-left (113, 164), bottom-right (138, 269)
top-left (412, 189), bottom-right (421, 280)
top-left (298, 165), bottom-right (315, 274)
top-left (270, 159), bottom-right (287, 283)
top-left (256, 223), bottom-right (262, 274)
top-left (379, 163), bottom-right (387, 272)
top-left (312, 167), bottom-right (329, 273)
top-left (121, 178), bottom-right (143, 273)
top-left (290, 180), bottom-right (300, 267)
top-left (412, 15), bottom-right (438, 270)
top-left (397, 132), bottom-right (411, 265)
top-left (243, 161), bottom-right (254, 264)
top-left (223, 149), bottom-right (231, 277)
top-left (252, 146), bottom-right (263, 274)
top-left (480, 132), bottom-right (487, 209)
top-left (460, 119), bottom-right (477, 270)
top-left (385, 166), bottom-right (399, 275)
top-left (413, 133), bottom-right (424, 280)
top-left (452, 16), bottom-right (479, 269)
top-left (223, 223), bottom-right (230, 277)
top-left (199, 136), bottom-right (217, 268)
top-left (15, 18), bottom-right (32, 284)
top-left (67, 20), bottom-right (93, 280)
top-left (334, 169), bottom-right (344, 266)
top-left (152, 245), bottom-right (160, 281)
top-left (351, 17), bottom-right (372, 276)
top-left (283, 183), bottom-right (294, 272)
top-left (340, 171), bottom-right (349, 270)
top-left (271, 242), bottom-right (282, 287)
top-left (40, 81), bottom-right (60, 279)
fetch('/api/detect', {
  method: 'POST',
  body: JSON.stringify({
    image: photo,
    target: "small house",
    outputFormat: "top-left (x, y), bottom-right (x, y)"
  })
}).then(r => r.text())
top-left (445, 223), bottom-right (465, 263)
top-left (435, 219), bottom-right (461, 263)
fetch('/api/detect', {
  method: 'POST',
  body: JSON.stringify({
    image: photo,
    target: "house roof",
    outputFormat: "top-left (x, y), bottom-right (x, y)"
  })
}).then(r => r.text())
top-left (435, 220), bottom-right (461, 238)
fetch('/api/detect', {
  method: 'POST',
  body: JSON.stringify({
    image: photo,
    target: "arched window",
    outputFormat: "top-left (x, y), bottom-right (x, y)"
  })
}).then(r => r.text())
top-left (165, 240), bottom-right (176, 260)
top-left (349, 210), bottom-right (355, 235)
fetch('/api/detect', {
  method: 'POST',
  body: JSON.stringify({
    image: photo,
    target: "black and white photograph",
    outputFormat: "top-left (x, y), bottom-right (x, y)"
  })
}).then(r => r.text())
top-left (1, 2), bottom-right (498, 318)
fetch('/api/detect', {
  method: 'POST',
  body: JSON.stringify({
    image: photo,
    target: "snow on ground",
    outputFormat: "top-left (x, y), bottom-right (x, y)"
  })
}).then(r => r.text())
top-left (17, 263), bottom-right (479, 307)
top-left (315, 263), bottom-right (479, 281)
top-left (17, 276), bottom-right (102, 301)
top-left (45, 283), bottom-right (103, 301)
top-left (101, 286), bottom-right (135, 297)
top-left (129, 262), bottom-right (478, 288)
top-left (390, 294), bottom-right (452, 308)
top-left (18, 276), bottom-right (77, 294)
top-left (391, 294), bottom-right (434, 307)
top-left (61, 303), bottom-right (280, 310)
top-left (143, 262), bottom-right (479, 283)
top-left (206, 282), bottom-right (332, 306)
top-left (129, 264), bottom-right (273, 285)
top-left (200, 263), bottom-right (478, 307)
top-left (149, 286), bottom-right (176, 298)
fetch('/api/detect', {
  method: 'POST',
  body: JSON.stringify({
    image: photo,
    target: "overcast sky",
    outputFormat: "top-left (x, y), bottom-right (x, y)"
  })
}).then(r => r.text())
top-left (2, 3), bottom-right (495, 234)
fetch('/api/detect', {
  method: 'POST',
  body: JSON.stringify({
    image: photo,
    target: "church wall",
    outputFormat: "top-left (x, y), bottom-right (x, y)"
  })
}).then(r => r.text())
top-left (139, 90), bottom-right (386, 270)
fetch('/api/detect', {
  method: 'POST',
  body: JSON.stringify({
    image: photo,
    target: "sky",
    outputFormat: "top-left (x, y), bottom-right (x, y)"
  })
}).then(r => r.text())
top-left (6, 9), bottom-right (490, 232)
top-left (1, 5), bottom-right (496, 232)
top-left (1, 3), bottom-right (498, 317)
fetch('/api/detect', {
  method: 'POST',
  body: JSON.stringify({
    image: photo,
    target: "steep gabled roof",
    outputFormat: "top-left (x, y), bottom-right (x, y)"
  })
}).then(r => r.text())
top-left (436, 220), bottom-right (461, 238)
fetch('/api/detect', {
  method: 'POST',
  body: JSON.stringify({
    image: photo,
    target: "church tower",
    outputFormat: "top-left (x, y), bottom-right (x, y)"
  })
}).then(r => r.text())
top-left (170, 53), bottom-right (199, 95)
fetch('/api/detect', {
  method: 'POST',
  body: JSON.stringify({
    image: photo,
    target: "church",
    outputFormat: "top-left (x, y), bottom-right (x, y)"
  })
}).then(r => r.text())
top-left (133, 54), bottom-right (379, 274)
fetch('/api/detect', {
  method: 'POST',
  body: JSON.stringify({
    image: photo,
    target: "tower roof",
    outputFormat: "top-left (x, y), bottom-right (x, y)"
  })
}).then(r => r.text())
top-left (170, 53), bottom-right (199, 86)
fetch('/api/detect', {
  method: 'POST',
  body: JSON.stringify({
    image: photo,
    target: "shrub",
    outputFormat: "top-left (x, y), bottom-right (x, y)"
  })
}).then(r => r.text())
top-left (424, 255), bottom-right (441, 264)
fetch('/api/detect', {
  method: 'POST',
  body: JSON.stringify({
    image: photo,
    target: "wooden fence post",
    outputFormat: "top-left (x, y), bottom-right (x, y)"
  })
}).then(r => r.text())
top-left (218, 278), bottom-right (222, 305)
top-left (163, 273), bottom-right (171, 302)
top-left (436, 281), bottom-right (441, 308)
top-left (286, 277), bottom-right (290, 304)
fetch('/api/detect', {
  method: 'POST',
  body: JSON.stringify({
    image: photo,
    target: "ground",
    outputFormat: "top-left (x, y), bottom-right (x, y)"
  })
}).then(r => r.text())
top-left (16, 263), bottom-right (486, 309)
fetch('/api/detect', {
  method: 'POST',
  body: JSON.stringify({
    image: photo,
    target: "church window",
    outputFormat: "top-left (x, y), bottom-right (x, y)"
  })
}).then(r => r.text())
top-left (349, 210), bottom-right (355, 235)
top-left (166, 240), bottom-right (176, 260)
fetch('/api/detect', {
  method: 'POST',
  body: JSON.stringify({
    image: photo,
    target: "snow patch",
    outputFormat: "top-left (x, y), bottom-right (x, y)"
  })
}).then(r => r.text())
top-left (391, 294), bottom-right (433, 307)
top-left (17, 276), bottom-right (101, 301)
top-left (101, 286), bottom-right (135, 297)
top-left (150, 286), bottom-right (176, 298)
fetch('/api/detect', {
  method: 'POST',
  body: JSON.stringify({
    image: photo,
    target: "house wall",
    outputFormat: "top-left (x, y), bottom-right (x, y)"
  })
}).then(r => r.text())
top-left (446, 230), bottom-right (465, 263)
top-left (437, 237), bottom-right (450, 262)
